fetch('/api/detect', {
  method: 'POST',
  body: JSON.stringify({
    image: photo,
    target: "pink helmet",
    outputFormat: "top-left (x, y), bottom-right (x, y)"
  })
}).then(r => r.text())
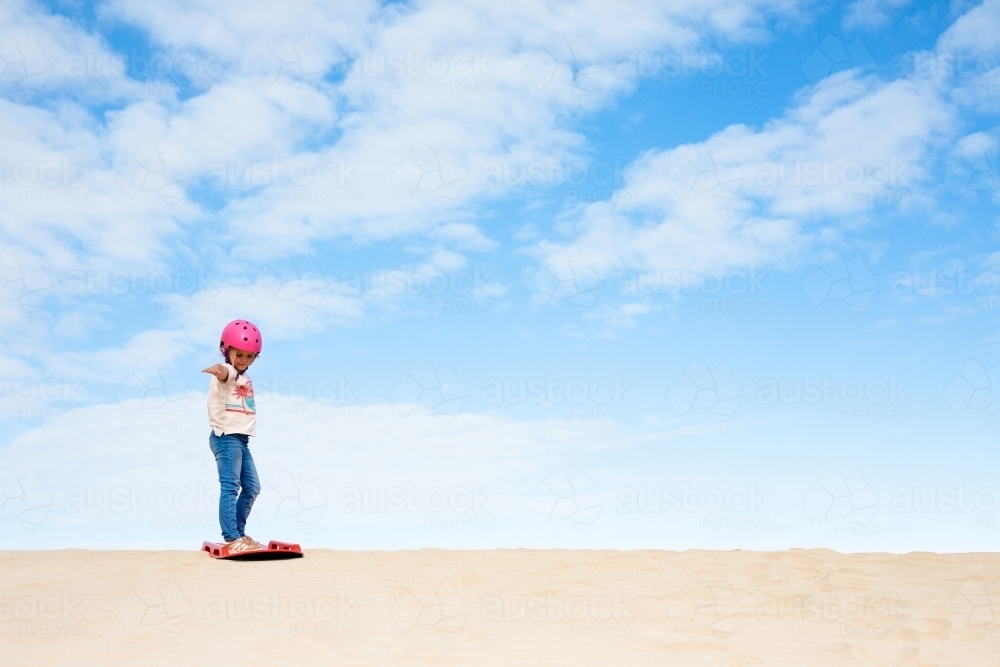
top-left (220, 319), bottom-right (262, 355)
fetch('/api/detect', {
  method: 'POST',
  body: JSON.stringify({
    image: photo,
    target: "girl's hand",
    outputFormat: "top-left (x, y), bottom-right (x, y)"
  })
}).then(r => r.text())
top-left (201, 364), bottom-right (229, 382)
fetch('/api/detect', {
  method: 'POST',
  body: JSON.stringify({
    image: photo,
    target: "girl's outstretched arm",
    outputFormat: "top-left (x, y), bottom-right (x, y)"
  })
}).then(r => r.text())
top-left (202, 364), bottom-right (230, 382)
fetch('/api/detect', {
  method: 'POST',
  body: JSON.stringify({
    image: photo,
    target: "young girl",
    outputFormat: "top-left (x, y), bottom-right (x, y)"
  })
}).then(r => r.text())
top-left (202, 319), bottom-right (263, 552)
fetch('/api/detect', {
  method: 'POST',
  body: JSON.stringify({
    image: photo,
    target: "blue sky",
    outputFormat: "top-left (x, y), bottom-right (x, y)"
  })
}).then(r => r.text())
top-left (1, 0), bottom-right (999, 552)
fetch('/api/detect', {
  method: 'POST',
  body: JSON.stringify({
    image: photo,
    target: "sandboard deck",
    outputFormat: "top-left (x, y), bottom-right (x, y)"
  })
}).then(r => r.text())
top-left (202, 539), bottom-right (303, 560)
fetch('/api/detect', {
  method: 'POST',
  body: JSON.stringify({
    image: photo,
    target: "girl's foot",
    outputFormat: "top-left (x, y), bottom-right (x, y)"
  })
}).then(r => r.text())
top-left (241, 535), bottom-right (263, 549)
top-left (223, 537), bottom-right (259, 553)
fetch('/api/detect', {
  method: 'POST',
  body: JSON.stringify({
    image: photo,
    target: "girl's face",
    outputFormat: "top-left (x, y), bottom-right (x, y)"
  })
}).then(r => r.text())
top-left (227, 347), bottom-right (258, 372)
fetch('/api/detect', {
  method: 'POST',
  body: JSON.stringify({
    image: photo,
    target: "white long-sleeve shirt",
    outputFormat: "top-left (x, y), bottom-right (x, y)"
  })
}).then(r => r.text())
top-left (207, 363), bottom-right (256, 437)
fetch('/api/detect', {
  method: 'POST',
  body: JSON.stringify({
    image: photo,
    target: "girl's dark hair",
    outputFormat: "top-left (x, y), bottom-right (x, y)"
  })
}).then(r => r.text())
top-left (220, 344), bottom-right (259, 360)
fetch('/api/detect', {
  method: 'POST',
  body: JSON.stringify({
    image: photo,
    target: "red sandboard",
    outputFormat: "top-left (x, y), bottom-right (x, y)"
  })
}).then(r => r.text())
top-left (202, 539), bottom-right (304, 560)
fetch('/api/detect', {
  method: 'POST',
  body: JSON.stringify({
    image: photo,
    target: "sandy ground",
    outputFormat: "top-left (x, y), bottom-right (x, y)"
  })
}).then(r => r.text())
top-left (1, 548), bottom-right (998, 666)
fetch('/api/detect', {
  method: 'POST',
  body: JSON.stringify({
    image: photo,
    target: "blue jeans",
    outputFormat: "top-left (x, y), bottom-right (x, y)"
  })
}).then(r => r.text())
top-left (209, 432), bottom-right (261, 542)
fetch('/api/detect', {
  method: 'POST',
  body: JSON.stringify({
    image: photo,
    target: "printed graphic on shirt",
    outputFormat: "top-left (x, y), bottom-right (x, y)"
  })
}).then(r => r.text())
top-left (226, 380), bottom-right (256, 414)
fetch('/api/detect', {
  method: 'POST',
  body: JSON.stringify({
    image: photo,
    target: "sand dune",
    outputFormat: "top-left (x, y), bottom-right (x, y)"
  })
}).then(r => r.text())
top-left (2, 548), bottom-right (998, 666)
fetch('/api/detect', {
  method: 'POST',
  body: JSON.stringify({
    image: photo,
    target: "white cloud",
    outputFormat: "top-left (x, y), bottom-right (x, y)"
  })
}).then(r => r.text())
top-left (0, 0), bottom-right (146, 100)
top-left (529, 49), bottom-right (956, 329)
top-left (0, 263), bottom-right (370, 399)
top-left (937, 0), bottom-right (1000, 54)
top-left (944, 129), bottom-right (999, 200)
top-left (0, 395), bottom-right (629, 547)
top-left (583, 301), bottom-right (653, 336)
top-left (0, 248), bottom-right (515, 398)
top-left (0, 97), bottom-right (189, 272)
top-left (928, 0), bottom-right (1000, 112)
top-left (843, 0), bottom-right (914, 30)
top-left (82, 0), bottom-right (810, 259)
top-left (98, 0), bottom-right (377, 67)
top-left (0, 0), bottom-right (813, 291)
